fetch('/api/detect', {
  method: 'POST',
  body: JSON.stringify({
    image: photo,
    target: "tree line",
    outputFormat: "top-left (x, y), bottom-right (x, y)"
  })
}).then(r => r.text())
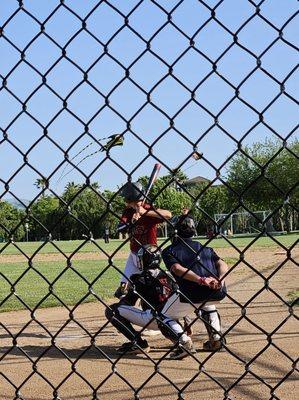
top-left (0, 139), bottom-right (298, 242)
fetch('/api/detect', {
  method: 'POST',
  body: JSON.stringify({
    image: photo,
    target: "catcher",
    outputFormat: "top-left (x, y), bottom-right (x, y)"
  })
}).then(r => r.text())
top-left (106, 245), bottom-right (221, 359)
top-left (114, 181), bottom-right (172, 298)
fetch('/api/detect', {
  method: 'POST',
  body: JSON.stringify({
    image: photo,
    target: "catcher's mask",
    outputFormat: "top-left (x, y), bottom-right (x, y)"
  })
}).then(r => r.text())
top-left (120, 181), bottom-right (144, 202)
top-left (137, 245), bottom-right (161, 272)
top-left (175, 215), bottom-right (197, 238)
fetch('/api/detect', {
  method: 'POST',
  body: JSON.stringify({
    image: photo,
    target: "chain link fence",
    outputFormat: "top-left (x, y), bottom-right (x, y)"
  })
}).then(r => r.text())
top-left (0, 1), bottom-right (298, 399)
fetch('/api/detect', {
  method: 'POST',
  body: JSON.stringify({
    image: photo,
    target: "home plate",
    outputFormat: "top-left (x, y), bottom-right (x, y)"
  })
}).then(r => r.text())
top-left (142, 329), bottom-right (162, 337)
top-left (57, 334), bottom-right (88, 341)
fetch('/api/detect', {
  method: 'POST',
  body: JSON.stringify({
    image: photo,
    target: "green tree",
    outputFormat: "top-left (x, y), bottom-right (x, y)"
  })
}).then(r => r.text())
top-left (138, 171), bottom-right (192, 215)
top-left (100, 189), bottom-right (126, 238)
top-left (226, 139), bottom-right (299, 231)
top-left (30, 196), bottom-right (60, 240)
top-left (0, 201), bottom-right (25, 241)
top-left (196, 185), bottom-right (231, 231)
top-left (57, 182), bottom-right (108, 240)
top-left (34, 177), bottom-right (48, 197)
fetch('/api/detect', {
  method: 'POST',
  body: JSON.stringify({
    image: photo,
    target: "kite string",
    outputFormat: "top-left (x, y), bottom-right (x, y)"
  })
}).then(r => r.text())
top-left (56, 134), bottom-right (124, 187)
top-left (57, 141), bottom-right (95, 184)
top-left (55, 135), bottom-right (114, 186)
top-left (57, 149), bottom-right (103, 183)
top-left (181, 161), bottom-right (198, 173)
top-left (174, 151), bottom-right (203, 175)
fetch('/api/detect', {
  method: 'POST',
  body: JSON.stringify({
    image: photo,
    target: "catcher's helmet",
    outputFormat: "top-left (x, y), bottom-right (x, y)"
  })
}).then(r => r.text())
top-left (120, 181), bottom-right (144, 202)
top-left (137, 245), bottom-right (161, 272)
top-left (175, 215), bottom-right (197, 238)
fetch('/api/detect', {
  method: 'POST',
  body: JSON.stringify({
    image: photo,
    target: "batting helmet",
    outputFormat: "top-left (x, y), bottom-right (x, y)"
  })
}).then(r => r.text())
top-left (175, 215), bottom-right (197, 238)
top-left (137, 245), bottom-right (161, 272)
top-left (120, 181), bottom-right (144, 202)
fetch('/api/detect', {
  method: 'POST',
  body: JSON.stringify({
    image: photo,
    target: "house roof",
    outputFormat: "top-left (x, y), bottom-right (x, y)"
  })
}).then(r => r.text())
top-left (183, 176), bottom-right (210, 185)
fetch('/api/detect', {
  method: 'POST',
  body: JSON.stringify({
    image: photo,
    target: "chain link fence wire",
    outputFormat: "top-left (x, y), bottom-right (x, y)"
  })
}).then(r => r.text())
top-left (0, 0), bottom-right (298, 399)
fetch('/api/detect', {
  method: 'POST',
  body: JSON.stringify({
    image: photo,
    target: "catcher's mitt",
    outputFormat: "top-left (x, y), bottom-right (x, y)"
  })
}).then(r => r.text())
top-left (114, 283), bottom-right (129, 299)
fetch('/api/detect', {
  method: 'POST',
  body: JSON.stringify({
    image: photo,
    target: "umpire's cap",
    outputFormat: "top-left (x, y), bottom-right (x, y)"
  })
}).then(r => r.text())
top-left (175, 215), bottom-right (197, 238)
top-left (120, 181), bottom-right (144, 202)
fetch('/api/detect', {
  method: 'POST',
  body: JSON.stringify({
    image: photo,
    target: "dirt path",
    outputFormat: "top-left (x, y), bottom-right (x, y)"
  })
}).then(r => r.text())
top-left (0, 246), bottom-right (295, 264)
top-left (0, 249), bottom-right (298, 400)
top-left (0, 251), bottom-right (129, 264)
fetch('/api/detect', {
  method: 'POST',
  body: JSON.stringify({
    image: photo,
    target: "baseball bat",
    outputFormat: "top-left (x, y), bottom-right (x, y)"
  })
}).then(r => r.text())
top-left (142, 163), bottom-right (161, 204)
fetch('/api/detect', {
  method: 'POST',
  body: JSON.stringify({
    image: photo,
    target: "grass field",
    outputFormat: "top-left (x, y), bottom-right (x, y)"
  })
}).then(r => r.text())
top-left (0, 257), bottom-right (240, 313)
top-left (0, 259), bottom-right (126, 312)
top-left (0, 233), bottom-right (297, 313)
top-left (0, 232), bottom-right (298, 255)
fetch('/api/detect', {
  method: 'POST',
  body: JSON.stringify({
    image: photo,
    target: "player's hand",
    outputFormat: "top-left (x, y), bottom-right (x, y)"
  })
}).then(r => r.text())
top-left (201, 277), bottom-right (221, 290)
top-left (134, 204), bottom-right (146, 216)
top-left (132, 212), bottom-right (141, 223)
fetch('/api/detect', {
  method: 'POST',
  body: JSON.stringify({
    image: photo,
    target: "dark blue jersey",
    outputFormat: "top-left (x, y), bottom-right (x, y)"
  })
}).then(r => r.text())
top-left (162, 238), bottom-right (227, 303)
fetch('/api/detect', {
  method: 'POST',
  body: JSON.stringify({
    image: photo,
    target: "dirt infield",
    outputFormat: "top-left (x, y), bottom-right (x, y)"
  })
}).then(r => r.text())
top-left (0, 246), bottom-right (291, 264)
top-left (0, 251), bottom-right (129, 264)
top-left (0, 248), bottom-right (298, 400)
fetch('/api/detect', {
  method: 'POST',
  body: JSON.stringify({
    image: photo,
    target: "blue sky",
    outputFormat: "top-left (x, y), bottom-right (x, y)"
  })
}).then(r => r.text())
top-left (0, 0), bottom-right (298, 201)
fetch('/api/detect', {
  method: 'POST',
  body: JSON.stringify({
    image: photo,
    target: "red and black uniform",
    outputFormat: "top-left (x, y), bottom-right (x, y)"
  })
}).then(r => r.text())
top-left (120, 204), bottom-right (161, 252)
top-left (105, 268), bottom-right (179, 344)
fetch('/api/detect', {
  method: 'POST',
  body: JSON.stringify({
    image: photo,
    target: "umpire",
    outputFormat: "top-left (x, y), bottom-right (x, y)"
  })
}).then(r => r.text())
top-left (162, 214), bottom-right (228, 352)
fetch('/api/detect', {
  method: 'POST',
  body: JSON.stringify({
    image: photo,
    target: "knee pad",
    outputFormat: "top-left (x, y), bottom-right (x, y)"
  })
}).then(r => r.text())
top-left (105, 303), bottom-right (137, 342)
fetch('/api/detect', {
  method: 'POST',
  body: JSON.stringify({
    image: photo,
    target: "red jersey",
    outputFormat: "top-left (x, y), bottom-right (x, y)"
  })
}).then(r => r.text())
top-left (120, 204), bottom-right (162, 252)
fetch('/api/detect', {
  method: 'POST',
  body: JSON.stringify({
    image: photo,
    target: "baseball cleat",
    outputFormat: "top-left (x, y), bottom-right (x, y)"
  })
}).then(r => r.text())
top-left (202, 339), bottom-right (224, 351)
top-left (117, 339), bottom-right (150, 355)
top-left (169, 340), bottom-right (196, 360)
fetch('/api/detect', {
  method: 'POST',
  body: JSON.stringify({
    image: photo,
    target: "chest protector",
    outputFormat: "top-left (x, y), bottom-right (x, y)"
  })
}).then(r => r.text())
top-left (131, 269), bottom-right (177, 311)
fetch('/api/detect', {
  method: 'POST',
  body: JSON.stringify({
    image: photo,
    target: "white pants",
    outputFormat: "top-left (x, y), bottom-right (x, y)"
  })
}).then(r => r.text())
top-left (118, 304), bottom-right (189, 344)
top-left (162, 293), bottom-right (221, 340)
top-left (120, 252), bottom-right (140, 284)
top-left (118, 292), bottom-right (221, 343)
